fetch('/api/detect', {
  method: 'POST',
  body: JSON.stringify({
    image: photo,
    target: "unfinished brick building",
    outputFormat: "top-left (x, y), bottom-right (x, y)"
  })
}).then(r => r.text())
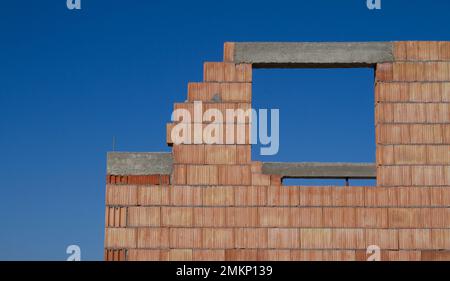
top-left (104, 41), bottom-right (450, 261)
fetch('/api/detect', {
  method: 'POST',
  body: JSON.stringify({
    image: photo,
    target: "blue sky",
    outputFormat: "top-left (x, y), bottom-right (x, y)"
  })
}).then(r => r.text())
top-left (0, 0), bottom-right (449, 260)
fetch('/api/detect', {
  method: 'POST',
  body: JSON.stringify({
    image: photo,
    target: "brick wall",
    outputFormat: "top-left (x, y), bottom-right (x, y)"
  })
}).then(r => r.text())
top-left (104, 41), bottom-right (450, 261)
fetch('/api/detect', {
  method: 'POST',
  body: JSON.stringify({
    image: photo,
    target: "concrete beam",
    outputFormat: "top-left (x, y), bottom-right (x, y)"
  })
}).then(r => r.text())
top-left (107, 152), bottom-right (172, 175)
top-left (231, 42), bottom-right (394, 68)
top-left (262, 162), bottom-right (376, 179)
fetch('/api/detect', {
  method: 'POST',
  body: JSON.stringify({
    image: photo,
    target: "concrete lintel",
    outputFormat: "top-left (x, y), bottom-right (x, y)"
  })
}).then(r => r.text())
top-left (107, 152), bottom-right (173, 175)
top-left (262, 162), bottom-right (376, 179)
top-left (232, 42), bottom-right (394, 68)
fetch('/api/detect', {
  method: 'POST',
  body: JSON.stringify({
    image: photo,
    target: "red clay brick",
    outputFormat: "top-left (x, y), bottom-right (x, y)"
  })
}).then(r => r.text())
top-left (188, 82), bottom-right (251, 102)
top-left (127, 175), bottom-right (161, 185)
top-left (169, 249), bottom-right (192, 261)
top-left (193, 250), bottom-right (225, 261)
top-left (258, 207), bottom-right (290, 227)
top-left (203, 186), bottom-right (234, 206)
top-left (173, 145), bottom-right (205, 164)
top-left (223, 42), bottom-right (235, 62)
top-left (365, 187), bottom-right (398, 207)
top-left (226, 207), bottom-right (258, 227)
top-left (442, 84), bottom-right (450, 102)
top-left (397, 187), bottom-right (431, 206)
top-left (106, 175), bottom-right (113, 184)
top-left (106, 207), bottom-right (115, 227)
top-left (119, 207), bottom-right (127, 227)
top-left (365, 229), bottom-right (399, 250)
top-left (204, 102), bottom-right (252, 123)
top-left (393, 41), bottom-right (407, 61)
top-left (430, 208), bottom-right (450, 228)
top-left (203, 62), bottom-right (252, 82)
top-left (161, 207), bottom-right (193, 227)
top-left (392, 62), bottom-right (450, 81)
top-left (377, 166), bottom-right (412, 186)
top-left (137, 228), bottom-right (169, 248)
top-left (291, 250), bottom-right (326, 261)
top-left (251, 161), bottom-right (263, 173)
top-left (187, 165), bottom-right (218, 185)
top-left (202, 228), bottom-right (234, 248)
top-left (376, 145), bottom-right (394, 165)
top-left (299, 229), bottom-right (333, 249)
top-left (394, 145), bottom-right (427, 165)
top-left (169, 228), bottom-right (202, 248)
top-left (323, 208), bottom-right (356, 228)
top-left (259, 250), bottom-right (291, 261)
top-left (409, 83), bottom-right (443, 102)
top-left (430, 187), bottom-right (450, 206)
top-left (236, 145), bottom-right (251, 164)
top-left (290, 208), bottom-right (323, 227)
top-left (393, 103), bottom-right (427, 123)
top-left (410, 124), bottom-right (443, 144)
top-left (105, 228), bottom-right (137, 248)
top-left (106, 207), bottom-right (127, 227)
top-left (104, 249), bottom-right (110, 261)
top-left (268, 186), bottom-right (293, 206)
top-left (235, 228), bottom-right (268, 248)
top-left (375, 103), bottom-right (394, 123)
top-left (225, 249), bottom-right (258, 261)
top-left (389, 208), bottom-right (432, 228)
top-left (170, 186), bottom-right (202, 206)
top-left (298, 186), bottom-right (333, 207)
top-left (106, 185), bottom-right (138, 206)
top-left (387, 251), bottom-right (421, 261)
top-left (431, 229), bottom-right (450, 249)
top-left (166, 123), bottom-right (175, 145)
top-left (425, 103), bottom-right (450, 123)
top-left (173, 102), bottom-right (195, 118)
top-left (105, 207), bottom-right (110, 227)
top-left (172, 164), bottom-right (187, 185)
top-left (221, 123), bottom-right (252, 145)
top-left (421, 250), bottom-right (450, 261)
top-left (404, 41), bottom-right (440, 61)
top-left (375, 83), bottom-right (399, 103)
top-left (324, 251), bottom-right (356, 261)
top-left (138, 186), bottom-right (169, 206)
top-left (204, 145), bottom-right (236, 164)
top-left (268, 229), bottom-right (300, 249)
top-left (444, 124), bottom-right (450, 142)
top-left (127, 249), bottom-right (162, 261)
top-left (376, 63), bottom-right (393, 81)
top-left (193, 207), bottom-right (227, 227)
top-left (104, 249), bottom-right (127, 261)
top-left (410, 166), bottom-right (447, 186)
top-left (218, 165), bottom-right (251, 185)
top-left (252, 173), bottom-right (270, 186)
top-left (160, 175), bottom-right (170, 185)
top-left (234, 186), bottom-right (267, 206)
top-left (331, 229), bottom-right (365, 249)
top-left (439, 42), bottom-right (450, 60)
top-left (427, 145), bottom-right (450, 164)
top-left (355, 208), bottom-right (388, 228)
top-left (127, 207), bottom-right (160, 227)
top-left (399, 229), bottom-right (432, 249)
top-left (331, 186), bottom-right (365, 207)
top-left (270, 175), bottom-right (282, 186)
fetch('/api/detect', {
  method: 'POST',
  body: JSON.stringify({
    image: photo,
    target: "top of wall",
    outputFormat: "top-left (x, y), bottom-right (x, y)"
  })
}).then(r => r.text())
top-left (107, 152), bottom-right (173, 175)
top-left (228, 42), bottom-right (395, 68)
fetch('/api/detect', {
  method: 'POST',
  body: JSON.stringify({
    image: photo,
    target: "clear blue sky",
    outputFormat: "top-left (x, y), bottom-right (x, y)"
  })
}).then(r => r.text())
top-left (0, 0), bottom-right (449, 260)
